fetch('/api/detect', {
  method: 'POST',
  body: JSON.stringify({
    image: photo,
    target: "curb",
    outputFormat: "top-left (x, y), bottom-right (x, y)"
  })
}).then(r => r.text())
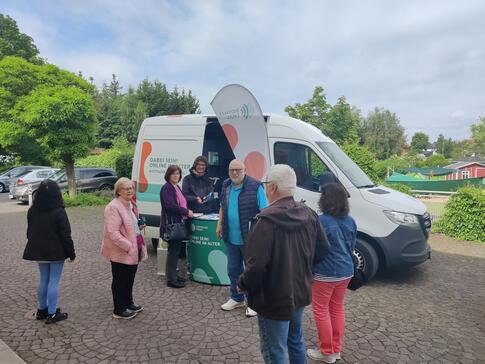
top-left (0, 339), bottom-right (25, 364)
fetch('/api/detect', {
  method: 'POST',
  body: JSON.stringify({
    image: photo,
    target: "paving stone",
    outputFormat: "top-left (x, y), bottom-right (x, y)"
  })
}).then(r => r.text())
top-left (0, 198), bottom-right (484, 363)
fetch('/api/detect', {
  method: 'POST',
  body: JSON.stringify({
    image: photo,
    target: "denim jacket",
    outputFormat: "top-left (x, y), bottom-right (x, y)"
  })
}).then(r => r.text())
top-left (313, 214), bottom-right (357, 280)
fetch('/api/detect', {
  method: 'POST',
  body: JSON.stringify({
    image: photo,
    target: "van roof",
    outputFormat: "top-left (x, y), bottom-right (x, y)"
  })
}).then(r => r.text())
top-left (141, 114), bottom-right (334, 143)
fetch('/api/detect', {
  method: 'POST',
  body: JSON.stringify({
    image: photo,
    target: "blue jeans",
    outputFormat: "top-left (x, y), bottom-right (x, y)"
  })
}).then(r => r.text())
top-left (226, 242), bottom-right (245, 302)
top-left (38, 261), bottom-right (64, 315)
top-left (258, 308), bottom-right (307, 364)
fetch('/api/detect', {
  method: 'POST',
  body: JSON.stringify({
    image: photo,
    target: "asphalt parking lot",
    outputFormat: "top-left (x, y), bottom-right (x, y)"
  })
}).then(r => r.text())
top-left (0, 192), bottom-right (484, 363)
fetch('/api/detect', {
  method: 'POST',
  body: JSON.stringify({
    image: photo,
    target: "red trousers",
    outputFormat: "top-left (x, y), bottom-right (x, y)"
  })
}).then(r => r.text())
top-left (311, 279), bottom-right (351, 355)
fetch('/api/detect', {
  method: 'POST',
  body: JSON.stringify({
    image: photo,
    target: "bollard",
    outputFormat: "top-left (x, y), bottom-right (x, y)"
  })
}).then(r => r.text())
top-left (28, 184), bottom-right (33, 206)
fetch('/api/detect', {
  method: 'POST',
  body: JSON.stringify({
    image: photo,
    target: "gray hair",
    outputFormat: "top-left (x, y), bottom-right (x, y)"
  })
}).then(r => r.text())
top-left (267, 164), bottom-right (296, 196)
top-left (114, 177), bottom-right (134, 197)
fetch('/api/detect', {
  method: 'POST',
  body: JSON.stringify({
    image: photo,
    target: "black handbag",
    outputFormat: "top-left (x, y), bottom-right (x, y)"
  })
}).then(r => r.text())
top-left (163, 221), bottom-right (188, 242)
top-left (347, 254), bottom-right (366, 291)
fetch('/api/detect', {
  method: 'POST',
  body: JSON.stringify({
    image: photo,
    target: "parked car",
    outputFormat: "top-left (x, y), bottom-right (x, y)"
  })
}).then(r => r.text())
top-left (0, 166), bottom-right (50, 193)
top-left (14, 167), bottom-right (118, 203)
top-left (9, 168), bottom-right (59, 198)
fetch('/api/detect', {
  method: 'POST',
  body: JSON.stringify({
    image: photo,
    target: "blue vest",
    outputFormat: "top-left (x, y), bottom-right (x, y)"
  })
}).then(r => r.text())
top-left (220, 175), bottom-right (261, 244)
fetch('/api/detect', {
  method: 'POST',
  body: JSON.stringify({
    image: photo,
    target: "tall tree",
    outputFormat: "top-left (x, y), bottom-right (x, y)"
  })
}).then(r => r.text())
top-left (470, 117), bottom-right (485, 158)
top-left (0, 56), bottom-right (94, 163)
top-left (12, 86), bottom-right (96, 196)
top-left (359, 107), bottom-right (406, 159)
top-left (0, 14), bottom-right (42, 64)
top-left (435, 134), bottom-right (454, 158)
top-left (285, 86), bottom-right (360, 145)
top-left (410, 132), bottom-right (429, 153)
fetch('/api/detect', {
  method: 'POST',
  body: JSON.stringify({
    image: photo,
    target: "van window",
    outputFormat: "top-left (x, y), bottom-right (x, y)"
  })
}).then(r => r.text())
top-left (274, 142), bottom-right (330, 192)
top-left (316, 141), bottom-right (374, 188)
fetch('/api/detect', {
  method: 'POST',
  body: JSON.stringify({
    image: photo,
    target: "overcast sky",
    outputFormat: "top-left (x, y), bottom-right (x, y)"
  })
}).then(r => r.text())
top-left (2, 0), bottom-right (484, 141)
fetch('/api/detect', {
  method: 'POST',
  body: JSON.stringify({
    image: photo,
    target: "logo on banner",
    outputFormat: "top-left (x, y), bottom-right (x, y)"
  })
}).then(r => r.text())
top-left (240, 103), bottom-right (254, 119)
top-left (218, 103), bottom-right (254, 120)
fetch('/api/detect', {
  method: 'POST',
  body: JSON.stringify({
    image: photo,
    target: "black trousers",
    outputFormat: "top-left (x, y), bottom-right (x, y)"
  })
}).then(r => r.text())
top-left (111, 261), bottom-right (138, 315)
top-left (165, 240), bottom-right (186, 284)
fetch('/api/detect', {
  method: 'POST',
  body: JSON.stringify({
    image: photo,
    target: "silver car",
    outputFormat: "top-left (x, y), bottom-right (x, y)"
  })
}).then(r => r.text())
top-left (0, 166), bottom-right (50, 193)
top-left (9, 168), bottom-right (58, 199)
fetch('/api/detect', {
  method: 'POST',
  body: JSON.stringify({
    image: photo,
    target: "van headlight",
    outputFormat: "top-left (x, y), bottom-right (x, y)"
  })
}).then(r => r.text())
top-left (383, 210), bottom-right (419, 225)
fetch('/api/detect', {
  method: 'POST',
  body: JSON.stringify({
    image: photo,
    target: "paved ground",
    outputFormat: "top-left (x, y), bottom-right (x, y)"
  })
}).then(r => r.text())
top-left (0, 193), bottom-right (484, 363)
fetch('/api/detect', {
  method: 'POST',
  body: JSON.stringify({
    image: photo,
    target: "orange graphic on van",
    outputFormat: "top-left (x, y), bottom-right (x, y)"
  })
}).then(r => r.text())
top-left (138, 141), bottom-right (152, 193)
top-left (222, 124), bottom-right (238, 150)
top-left (245, 151), bottom-right (266, 180)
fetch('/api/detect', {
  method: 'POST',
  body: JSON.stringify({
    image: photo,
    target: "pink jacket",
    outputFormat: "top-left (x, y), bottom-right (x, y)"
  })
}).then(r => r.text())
top-left (101, 197), bottom-right (147, 265)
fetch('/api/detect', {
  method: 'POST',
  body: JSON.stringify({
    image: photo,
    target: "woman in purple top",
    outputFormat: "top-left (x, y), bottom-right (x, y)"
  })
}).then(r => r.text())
top-left (160, 165), bottom-right (194, 288)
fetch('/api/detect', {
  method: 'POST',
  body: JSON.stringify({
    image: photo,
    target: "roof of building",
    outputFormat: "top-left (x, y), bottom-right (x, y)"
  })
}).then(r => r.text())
top-left (444, 161), bottom-right (485, 169)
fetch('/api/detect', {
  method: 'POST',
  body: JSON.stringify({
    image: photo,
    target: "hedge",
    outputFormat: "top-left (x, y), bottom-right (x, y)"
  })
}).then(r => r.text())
top-left (434, 187), bottom-right (485, 242)
top-left (115, 153), bottom-right (134, 178)
top-left (63, 192), bottom-right (112, 207)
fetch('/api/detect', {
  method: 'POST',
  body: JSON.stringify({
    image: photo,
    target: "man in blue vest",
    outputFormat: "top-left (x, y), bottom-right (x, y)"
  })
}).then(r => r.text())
top-left (216, 159), bottom-right (268, 317)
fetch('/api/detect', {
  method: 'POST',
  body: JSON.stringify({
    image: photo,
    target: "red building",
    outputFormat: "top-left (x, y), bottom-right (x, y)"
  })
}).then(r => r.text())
top-left (444, 161), bottom-right (485, 180)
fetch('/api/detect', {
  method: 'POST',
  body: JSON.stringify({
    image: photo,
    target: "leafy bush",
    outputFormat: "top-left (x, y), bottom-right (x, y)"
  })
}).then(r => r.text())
top-left (63, 192), bottom-right (112, 207)
top-left (383, 182), bottom-right (414, 196)
top-left (435, 187), bottom-right (485, 242)
top-left (341, 142), bottom-right (379, 182)
top-left (115, 153), bottom-right (134, 178)
top-left (75, 137), bottom-right (134, 169)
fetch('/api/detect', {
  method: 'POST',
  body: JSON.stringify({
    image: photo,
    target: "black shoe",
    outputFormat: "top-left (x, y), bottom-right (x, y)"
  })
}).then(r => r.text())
top-left (45, 311), bottom-right (68, 324)
top-left (36, 307), bottom-right (61, 320)
top-left (177, 276), bottom-right (186, 283)
top-left (167, 281), bottom-right (185, 288)
top-left (127, 303), bottom-right (143, 313)
top-left (113, 309), bottom-right (137, 319)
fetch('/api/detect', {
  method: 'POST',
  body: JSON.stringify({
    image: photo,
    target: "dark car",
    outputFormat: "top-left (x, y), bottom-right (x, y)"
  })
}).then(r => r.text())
top-left (15, 167), bottom-right (118, 203)
top-left (0, 166), bottom-right (51, 193)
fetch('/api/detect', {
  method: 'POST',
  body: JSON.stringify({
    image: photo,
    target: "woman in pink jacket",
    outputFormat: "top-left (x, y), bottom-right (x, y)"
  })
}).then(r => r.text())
top-left (101, 177), bottom-right (147, 319)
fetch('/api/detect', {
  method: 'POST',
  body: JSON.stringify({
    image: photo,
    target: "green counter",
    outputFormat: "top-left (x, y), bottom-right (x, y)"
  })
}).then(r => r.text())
top-left (188, 216), bottom-right (230, 285)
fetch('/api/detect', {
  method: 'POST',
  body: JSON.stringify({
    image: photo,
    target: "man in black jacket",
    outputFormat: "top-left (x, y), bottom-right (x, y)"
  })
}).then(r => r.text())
top-left (238, 164), bottom-right (329, 364)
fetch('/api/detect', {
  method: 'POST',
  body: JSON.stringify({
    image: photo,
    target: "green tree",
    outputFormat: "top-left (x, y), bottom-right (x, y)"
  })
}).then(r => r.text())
top-left (470, 116), bottom-right (485, 158)
top-left (359, 107), bottom-right (406, 159)
top-left (410, 132), bottom-right (429, 153)
top-left (0, 14), bottom-right (42, 64)
top-left (12, 86), bottom-right (96, 196)
top-left (285, 86), bottom-right (360, 145)
top-left (435, 134), bottom-right (454, 158)
top-left (421, 153), bottom-right (449, 168)
top-left (0, 56), bottom-right (94, 163)
top-left (121, 87), bottom-right (148, 143)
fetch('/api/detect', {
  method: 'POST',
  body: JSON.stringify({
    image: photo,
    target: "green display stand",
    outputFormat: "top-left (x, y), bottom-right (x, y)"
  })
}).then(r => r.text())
top-left (188, 217), bottom-right (230, 285)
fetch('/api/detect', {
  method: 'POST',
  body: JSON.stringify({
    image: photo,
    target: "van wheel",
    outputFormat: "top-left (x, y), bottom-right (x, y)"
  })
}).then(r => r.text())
top-left (0, 183), bottom-right (5, 193)
top-left (151, 238), bottom-right (159, 251)
top-left (354, 239), bottom-right (379, 281)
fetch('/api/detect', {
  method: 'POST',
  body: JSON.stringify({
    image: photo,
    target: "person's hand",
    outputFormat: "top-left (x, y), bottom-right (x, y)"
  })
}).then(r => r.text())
top-left (140, 224), bottom-right (146, 230)
top-left (216, 224), bottom-right (223, 239)
top-left (68, 255), bottom-right (75, 263)
top-left (187, 210), bottom-right (194, 218)
top-left (196, 197), bottom-right (203, 204)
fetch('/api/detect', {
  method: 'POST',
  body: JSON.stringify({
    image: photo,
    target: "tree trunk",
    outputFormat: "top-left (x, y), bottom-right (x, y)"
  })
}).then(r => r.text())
top-left (64, 158), bottom-right (76, 197)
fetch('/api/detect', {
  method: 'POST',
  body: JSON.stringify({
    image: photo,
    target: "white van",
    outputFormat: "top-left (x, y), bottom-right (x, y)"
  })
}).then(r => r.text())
top-left (132, 114), bottom-right (431, 280)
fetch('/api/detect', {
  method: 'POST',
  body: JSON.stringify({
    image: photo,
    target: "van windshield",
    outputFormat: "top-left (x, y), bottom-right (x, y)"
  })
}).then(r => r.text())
top-left (316, 141), bottom-right (375, 188)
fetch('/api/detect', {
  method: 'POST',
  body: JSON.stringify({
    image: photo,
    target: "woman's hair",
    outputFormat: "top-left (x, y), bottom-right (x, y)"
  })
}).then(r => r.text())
top-left (32, 179), bottom-right (64, 211)
top-left (318, 182), bottom-right (349, 218)
top-left (164, 165), bottom-right (182, 182)
top-left (114, 177), bottom-right (134, 197)
top-left (192, 155), bottom-right (208, 169)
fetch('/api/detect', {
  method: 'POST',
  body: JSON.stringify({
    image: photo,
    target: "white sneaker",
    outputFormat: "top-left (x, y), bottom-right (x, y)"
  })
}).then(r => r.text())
top-left (245, 306), bottom-right (257, 317)
top-left (221, 298), bottom-right (245, 311)
top-left (307, 348), bottom-right (336, 363)
top-left (333, 352), bottom-right (341, 360)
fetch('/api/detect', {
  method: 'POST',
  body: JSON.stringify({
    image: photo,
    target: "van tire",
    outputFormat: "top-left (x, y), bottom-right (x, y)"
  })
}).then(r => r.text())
top-left (354, 238), bottom-right (379, 281)
top-left (151, 238), bottom-right (159, 251)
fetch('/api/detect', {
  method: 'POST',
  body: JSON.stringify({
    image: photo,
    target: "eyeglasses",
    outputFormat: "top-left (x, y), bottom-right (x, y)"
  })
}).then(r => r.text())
top-left (120, 187), bottom-right (134, 191)
top-left (196, 163), bottom-right (206, 167)
top-left (229, 168), bottom-right (244, 173)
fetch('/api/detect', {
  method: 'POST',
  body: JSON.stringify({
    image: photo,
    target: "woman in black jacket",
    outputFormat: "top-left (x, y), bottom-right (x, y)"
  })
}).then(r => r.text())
top-left (23, 180), bottom-right (75, 324)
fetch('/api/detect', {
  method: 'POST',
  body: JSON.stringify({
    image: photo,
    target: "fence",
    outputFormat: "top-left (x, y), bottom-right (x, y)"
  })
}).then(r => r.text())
top-left (416, 195), bottom-right (448, 222)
